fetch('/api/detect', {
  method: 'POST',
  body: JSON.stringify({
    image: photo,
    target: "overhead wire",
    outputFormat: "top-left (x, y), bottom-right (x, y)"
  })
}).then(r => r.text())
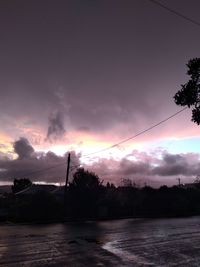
top-left (15, 161), bottom-right (67, 178)
top-left (79, 107), bottom-right (188, 159)
top-left (12, 107), bottom-right (187, 178)
top-left (148, 0), bottom-right (200, 27)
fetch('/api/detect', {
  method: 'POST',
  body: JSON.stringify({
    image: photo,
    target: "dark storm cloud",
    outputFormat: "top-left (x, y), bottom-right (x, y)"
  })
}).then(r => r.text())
top-left (0, 0), bottom-right (200, 139)
top-left (0, 154), bottom-right (66, 183)
top-left (119, 158), bottom-right (151, 176)
top-left (0, 138), bottom-right (80, 183)
top-left (0, 138), bottom-right (200, 184)
top-left (13, 137), bottom-right (34, 159)
top-left (86, 151), bottom-right (200, 184)
top-left (46, 112), bottom-right (66, 142)
top-left (152, 153), bottom-right (200, 176)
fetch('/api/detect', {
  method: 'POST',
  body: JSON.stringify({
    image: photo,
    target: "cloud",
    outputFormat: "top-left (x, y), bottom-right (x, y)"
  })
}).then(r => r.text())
top-left (152, 152), bottom-right (200, 177)
top-left (13, 137), bottom-right (34, 160)
top-left (0, 138), bottom-right (200, 186)
top-left (0, 137), bottom-right (80, 183)
top-left (85, 151), bottom-right (200, 186)
top-left (0, 151), bottom-right (80, 184)
top-left (46, 112), bottom-right (66, 142)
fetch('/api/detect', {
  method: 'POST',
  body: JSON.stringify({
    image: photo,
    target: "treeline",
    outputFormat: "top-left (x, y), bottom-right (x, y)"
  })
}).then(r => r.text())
top-left (1, 168), bottom-right (200, 222)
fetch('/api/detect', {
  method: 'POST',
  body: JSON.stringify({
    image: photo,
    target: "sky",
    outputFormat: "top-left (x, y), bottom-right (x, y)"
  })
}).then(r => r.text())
top-left (0, 0), bottom-right (200, 186)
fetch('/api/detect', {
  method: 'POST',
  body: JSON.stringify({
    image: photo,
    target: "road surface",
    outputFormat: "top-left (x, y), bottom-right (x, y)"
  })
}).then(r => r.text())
top-left (0, 217), bottom-right (200, 266)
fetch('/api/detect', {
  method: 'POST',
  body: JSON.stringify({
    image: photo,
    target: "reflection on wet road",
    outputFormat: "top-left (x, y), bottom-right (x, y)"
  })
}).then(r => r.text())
top-left (0, 217), bottom-right (200, 266)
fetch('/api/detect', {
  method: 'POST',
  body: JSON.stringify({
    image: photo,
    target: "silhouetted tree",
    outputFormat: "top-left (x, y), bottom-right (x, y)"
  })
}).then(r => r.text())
top-left (68, 168), bottom-right (102, 219)
top-left (174, 58), bottom-right (200, 123)
top-left (106, 182), bottom-right (115, 189)
top-left (70, 168), bottom-right (102, 189)
top-left (121, 178), bottom-right (133, 187)
top-left (12, 178), bottom-right (32, 194)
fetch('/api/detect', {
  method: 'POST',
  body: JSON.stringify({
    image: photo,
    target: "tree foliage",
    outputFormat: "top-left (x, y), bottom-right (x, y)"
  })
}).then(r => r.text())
top-left (68, 168), bottom-right (102, 219)
top-left (70, 168), bottom-right (102, 189)
top-left (174, 58), bottom-right (200, 124)
top-left (12, 178), bottom-right (32, 194)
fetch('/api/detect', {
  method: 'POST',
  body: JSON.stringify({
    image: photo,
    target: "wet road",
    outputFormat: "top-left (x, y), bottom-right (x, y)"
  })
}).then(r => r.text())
top-left (1, 217), bottom-right (200, 266)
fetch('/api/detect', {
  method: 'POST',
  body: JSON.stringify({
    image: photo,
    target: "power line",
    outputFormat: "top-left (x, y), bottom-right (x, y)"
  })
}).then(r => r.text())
top-left (80, 107), bottom-right (187, 159)
top-left (12, 155), bottom-right (80, 179)
top-left (15, 161), bottom-right (66, 178)
top-left (148, 0), bottom-right (200, 27)
top-left (12, 107), bottom-right (187, 177)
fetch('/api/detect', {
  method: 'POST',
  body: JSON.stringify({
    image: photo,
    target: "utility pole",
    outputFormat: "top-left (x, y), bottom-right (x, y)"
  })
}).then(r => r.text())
top-left (64, 153), bottom-right (70, 218)
top-left (65, 152), bottom-right (71, 190)
top-left (177, 177), bottom-right (181, 186)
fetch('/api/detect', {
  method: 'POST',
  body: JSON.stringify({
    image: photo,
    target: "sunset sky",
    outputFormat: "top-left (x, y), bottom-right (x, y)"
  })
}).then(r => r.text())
top-left (0, 0), bottom-right (200, 186)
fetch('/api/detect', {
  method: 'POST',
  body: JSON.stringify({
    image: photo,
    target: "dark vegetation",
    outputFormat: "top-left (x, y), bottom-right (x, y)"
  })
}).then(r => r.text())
top-left (11, 178), bottom-right (32, 194)
top-left (174, 57), bottom-right (200, 124)
top-left (1, 169), bottom-right (200, 222)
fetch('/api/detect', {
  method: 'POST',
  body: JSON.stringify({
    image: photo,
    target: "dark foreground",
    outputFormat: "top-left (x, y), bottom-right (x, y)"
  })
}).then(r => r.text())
top-left (1, 217), bottom-right (200, 266)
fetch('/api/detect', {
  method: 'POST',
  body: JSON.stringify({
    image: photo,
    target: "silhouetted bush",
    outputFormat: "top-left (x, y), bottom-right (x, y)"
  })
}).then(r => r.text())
top-left (12, 178), bottom-right (32, 194)
top-left (3, 175), bottom-right (200, 222)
